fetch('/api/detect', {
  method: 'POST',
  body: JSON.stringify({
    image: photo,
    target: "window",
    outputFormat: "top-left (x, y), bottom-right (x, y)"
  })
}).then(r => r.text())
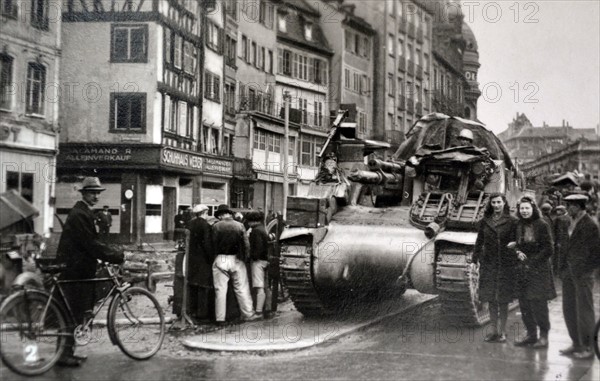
top-left (353, 72), bottom-right (360, 93)
top-left (345, 30), bottom-right (354, 53)
top-left (260, 1), bottom-right (274, 29)
top-left (224, 82), bottom-right (236, 114)
top-left (164, 29), bottom-right (172, 64)
top-left (398, 39), bottom-right (404, 57)
top-left (358, 112), bottom-right (367, 134)
top-left (278, 13), bottom-right (287, 32)
top-left (406, 43), bottom-right (413, 61)
top-left (30, 0), bottom-right (48, 30)
top-left (360, 36), bottom-right (369, 58)
top-left (225, 0), bottom-right (238, 20)
top-left (299, 135), bottom-right (324, 167)
top-left (268, 50), bottom-right (274, 73)
top-left (387, 34), bottom-right (394, 56)
top-left (206, 22), bottom-right (223, 54)
top-left (397, 77), bottom-right (403, 97)
top-left (260, 47), bottom-right (265, 70)
top-left (225, 35), bottom-right (237, 67)
top-left (278, 48), bottom-right (292, 75)
top-left (387, 73), bottom-right (394, 96)
top-left (204, 71), bottom-right (221, 102)
top-left (314, 102), bottom-right (323, 127)
top-left (240, 35), bottom-right (247, 59)
top-left (361, 75), bottom-right (370, 95)
top-left (344, 68), bottom-right (351, 89)
top-left (0, 54), bottom-right (13, 110)
top-left (183, 41), bottom-right (196, 74)
top-left (3, 0), bottom-right (18, 19)
top-left (406, 81), bottom-right (413, 99)
top-left (304, 23), bottom-right (313, 41)
top-left (251, 41), bottom-right (257, 66)
top-left (267, 134), bottom-right (281, 153)
top-left (253, 129), bottom-right (267, 150)
top-left (173, 34), bottom-right (182, 68)
top-left (6, 171), bottom-right (34, 202)
top-left (26, 63), bottom-right (45, 115)
top-left (110, 93), bottom-right (146, 132)
top-left (111, 25), bottom-right (148, 63)
top-left (298, 98), bottom-right (307, 124)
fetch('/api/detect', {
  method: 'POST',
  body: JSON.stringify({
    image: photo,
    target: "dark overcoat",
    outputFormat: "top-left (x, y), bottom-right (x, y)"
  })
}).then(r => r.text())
top-left (560, 213), bottom-right (600, 277)
top-left (473, 214), bottom-right (518, 303)
top-left (187, 216), bottom-right (214, 287)
top-left (516, 218), bottom-right (556, 300)
top-left (56, 201), bottom-right (123, 322)
top-left (57, 201), bottom-right (122, 279)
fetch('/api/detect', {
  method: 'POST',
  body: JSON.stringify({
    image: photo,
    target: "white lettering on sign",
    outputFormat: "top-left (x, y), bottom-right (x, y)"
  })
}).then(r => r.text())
top-left (63, 146), bottom-right (133, 162)
top-left (203, 158), bottom-right (232, 174)
top-left (161, 149), bottom-right (203, 169)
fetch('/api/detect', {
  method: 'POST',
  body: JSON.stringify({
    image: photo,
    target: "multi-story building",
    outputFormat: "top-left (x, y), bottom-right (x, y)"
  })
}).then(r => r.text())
top-left (345, 0), bottom-right (435, 146)
top-left (227, 0), bottom-right (291, 212)
top-left (498, 113), bottom-right (598, 164)
top-left (275, 0), bottom-right (333, 196)
top-left (521, 138), bottom-right (600, 185)
top-left (427, 1), bottom-right (468, 118)
top-left (55, 1), bottom-right (233, 242)
top-left (0, 0), bottom-right (61, 235)
top-left (318, 1), bottom-right (376, 141)
top-left (462, 21), bottom-right (480, 120)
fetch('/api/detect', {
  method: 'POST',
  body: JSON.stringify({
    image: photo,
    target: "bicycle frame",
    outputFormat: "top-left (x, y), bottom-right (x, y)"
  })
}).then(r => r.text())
top-left (21, 262), bottom-right (130, 340)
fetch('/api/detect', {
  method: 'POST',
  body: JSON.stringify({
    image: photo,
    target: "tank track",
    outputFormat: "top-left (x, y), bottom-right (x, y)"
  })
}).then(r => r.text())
top-left (280, 242), bottom-right (331, 316)
top-left (436, 245), bottom-right (490, 326)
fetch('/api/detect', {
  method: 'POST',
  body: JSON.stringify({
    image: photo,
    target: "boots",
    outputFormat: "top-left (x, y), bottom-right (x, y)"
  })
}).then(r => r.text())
top-left (514, 334), bottom-right (538, 347)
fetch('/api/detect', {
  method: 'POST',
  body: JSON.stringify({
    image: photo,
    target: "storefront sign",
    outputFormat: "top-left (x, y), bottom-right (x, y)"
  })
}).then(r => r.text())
top-left (161, 148), bottom-right (203, 170)
top-left (58, 144), bottom-right (160, 168)
top-left (203, 157), bottom-right (232, 175)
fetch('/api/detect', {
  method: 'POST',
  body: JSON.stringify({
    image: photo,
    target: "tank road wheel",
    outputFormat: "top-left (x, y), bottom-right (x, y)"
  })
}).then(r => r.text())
top-left (436, 246), bottom-right (490, 326)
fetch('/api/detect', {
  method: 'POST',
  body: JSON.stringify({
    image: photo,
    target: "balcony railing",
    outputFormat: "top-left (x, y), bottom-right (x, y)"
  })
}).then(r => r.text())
top-left (416, 64), bottom-right (423, 80)
top-left (398, 95), bottom-right (406, 111)
top-left (407, 60), bottom-right (415, 76)
top-left (397, 57), bottom-right (406, 72)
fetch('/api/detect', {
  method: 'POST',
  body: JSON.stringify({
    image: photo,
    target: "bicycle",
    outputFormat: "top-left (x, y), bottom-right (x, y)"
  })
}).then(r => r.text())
top-left (0, 258), bottom-right (166, 376)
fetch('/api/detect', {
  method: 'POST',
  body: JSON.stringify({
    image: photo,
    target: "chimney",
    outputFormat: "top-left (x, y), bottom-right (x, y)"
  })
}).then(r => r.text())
top-left (562, 119), bottom-right (565, 127)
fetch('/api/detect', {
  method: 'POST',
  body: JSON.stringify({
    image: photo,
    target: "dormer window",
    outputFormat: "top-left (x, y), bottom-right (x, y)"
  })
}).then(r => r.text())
top-left (304, 23), bottom-right (313, 41)
top-left (278, 14), bottom-right (287, 32)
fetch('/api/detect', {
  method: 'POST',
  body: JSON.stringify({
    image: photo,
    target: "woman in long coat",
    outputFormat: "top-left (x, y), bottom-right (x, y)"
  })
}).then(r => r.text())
top-left (473, 193), bottom-right (518, 343)
top-left (513, 196), bottom-right (556, 348)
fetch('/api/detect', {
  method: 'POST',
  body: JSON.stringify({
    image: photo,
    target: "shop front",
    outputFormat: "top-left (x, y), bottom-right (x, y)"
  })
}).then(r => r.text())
top-left (56, 144), bottom-right (232, 243)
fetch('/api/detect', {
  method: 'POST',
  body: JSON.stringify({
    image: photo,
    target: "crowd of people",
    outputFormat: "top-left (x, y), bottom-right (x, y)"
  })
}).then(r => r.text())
top-left (183, 203), bottom-right (272, 326)
top-left (473, 192), bottom-right (600, 359)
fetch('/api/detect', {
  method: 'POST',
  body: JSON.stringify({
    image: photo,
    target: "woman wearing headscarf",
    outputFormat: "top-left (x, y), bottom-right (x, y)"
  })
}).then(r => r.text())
top-left (513, 196), bottom-right (556, 348)
top-left (473, 193), bottom-right (518, 343)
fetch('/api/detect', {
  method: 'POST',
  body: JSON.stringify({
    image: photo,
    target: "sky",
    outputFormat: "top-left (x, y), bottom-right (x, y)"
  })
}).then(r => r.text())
top-left (464, 0), bottom-right (600, 134)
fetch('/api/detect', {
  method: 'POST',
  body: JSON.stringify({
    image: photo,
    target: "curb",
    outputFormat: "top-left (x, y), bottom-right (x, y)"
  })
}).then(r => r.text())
top-left (182, 293), bottom-right (438, 352)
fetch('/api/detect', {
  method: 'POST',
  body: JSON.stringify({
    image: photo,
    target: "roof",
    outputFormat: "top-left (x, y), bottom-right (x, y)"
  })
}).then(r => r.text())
top-left (511, 126), bottom-right (597, 140)
top-left (277, 0), bottom-right (333, 54)
top-left (1, 190), bottom-right (39, 231)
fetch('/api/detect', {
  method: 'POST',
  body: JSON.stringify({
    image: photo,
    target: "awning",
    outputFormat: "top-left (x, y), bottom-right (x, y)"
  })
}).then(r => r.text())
top-left (254, 121), bottom-right (299, 137)
top-left (0, 190), bottom-right (39, 231)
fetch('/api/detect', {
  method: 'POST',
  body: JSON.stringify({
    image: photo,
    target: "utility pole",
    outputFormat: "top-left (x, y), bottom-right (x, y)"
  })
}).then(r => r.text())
top-left (283, 91), bottom-right (291, 220)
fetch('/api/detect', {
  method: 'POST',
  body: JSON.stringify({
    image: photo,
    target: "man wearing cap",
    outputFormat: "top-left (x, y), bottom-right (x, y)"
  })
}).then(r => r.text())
top-left (246, 210), bottom-right (270, 317)
top-left (187, 204), bottom-right (214, 321)
top-left (56, 177), bottom-right (124, 366)
top-left (211, 204), bottom-right (261, 325)
top-left (558, 193), bottom-right (600, 359)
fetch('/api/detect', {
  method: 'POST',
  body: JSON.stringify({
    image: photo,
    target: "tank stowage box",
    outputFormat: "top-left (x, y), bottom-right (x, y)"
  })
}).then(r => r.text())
top-left (286, 197), bottom-right (328, 228)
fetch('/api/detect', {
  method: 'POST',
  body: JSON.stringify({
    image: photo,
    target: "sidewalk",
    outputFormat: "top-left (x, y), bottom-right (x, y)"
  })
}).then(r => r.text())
top-left (182, 290), bottom-right (436, 352)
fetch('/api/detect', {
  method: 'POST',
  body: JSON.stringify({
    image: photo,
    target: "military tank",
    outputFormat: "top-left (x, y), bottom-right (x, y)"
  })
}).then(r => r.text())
top-left (279, 112), bottom-right (526, 325)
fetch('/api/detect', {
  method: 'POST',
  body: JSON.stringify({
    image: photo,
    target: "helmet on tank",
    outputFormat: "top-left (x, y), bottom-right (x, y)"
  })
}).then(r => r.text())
top-left (458, 129), bottom-right (474, 142)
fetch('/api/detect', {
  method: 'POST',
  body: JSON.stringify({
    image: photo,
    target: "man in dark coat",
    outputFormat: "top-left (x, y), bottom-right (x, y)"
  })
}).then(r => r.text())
top-left (56, 177), bottom-right (124, 366)
top-left (558, 194), bottom-right (600, 359)
top-left (187, 204), bottom-right (215, 321)
top-left (246, 210), bottom-right (270, 316)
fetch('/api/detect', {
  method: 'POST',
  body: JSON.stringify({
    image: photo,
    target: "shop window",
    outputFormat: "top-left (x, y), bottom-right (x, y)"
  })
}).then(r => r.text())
top-left (6, 171), bottom-right (34, 202)
top-left (26, 62), bottom-right (45, 115)
top-left (111, 24), bottom-right (148, 63)
top-left (0, 54), bottom-right (13, 110)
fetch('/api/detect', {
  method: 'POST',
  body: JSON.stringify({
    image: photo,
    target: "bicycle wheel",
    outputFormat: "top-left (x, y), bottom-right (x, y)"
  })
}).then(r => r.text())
top-left (0, 290), bottom-right (68, 376)
top-left (107, 287), bottom-right (165, 360)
